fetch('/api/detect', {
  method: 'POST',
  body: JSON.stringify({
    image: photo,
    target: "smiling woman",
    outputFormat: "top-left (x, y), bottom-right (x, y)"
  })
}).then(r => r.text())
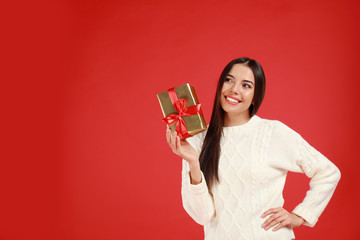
top-left (200, 58), bottom-right (266, 188)
top-left (165, 57), bottom-right (340, 240)
top-left (221, 64), bottom-right (256, 126)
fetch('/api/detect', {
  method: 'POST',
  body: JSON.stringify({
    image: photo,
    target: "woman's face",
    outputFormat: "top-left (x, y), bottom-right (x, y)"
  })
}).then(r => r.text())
top-left (220, 64), bottom-right (255, 117)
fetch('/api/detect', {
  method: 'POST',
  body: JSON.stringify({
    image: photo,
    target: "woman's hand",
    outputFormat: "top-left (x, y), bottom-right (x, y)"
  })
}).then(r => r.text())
top-left (261, 207), bottom-right (305, 231)
top-left (166, 127), bottom-right (202, 184)
top-left (165, 128), bottom-right (199, 166)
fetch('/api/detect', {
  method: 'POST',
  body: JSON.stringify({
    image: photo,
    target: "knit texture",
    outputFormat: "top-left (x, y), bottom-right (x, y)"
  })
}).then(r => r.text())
top-left (181, 115), bottom-right (340, 240)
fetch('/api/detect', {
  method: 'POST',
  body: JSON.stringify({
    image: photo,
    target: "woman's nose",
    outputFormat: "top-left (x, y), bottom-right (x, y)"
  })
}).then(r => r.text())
top-left (230, 83), bottom-right (240, 94)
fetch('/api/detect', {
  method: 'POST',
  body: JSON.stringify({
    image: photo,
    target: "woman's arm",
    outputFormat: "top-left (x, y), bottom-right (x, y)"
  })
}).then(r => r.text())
top-left (166, 128), bottom-right (215, 225)
top-left (166, 128), bottom-right (201, 183)
top-left (264, 121), bottom-right (341, 229)
top-left (181, 159), bottom-right (216, 225)
top-left (291, 136), bottom-right (341, 227)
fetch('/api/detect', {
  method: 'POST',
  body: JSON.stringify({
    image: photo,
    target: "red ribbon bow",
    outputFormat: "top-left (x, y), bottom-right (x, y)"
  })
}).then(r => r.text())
top-left (162, 87), bottom-right (202, 138)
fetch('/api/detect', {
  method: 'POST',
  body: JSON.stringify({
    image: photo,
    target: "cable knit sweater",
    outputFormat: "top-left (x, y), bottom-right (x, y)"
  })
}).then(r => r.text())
top-left (181, 115), bottom-right (340, 240)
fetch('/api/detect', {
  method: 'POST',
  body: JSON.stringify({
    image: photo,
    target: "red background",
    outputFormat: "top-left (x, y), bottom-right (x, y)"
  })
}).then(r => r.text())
top-left (2, 0), bottom-right (359, 239)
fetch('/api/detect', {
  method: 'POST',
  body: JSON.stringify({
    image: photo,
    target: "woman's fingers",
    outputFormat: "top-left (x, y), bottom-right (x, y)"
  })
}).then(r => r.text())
top-left (262, 208), bottom-right (289, 231)
top-left (166, 127), bottom-right (177, 152)
top-left (261, 207), bottom-right (282, 226)
top-left (272, 218), bottom-right (290, 231)
top-left (262, 211), bottom-right (282, 229)
top-left (261, 208), bottom-right (303, 231)
top-left (174, 134), bottom-right (179, 150)
top-left (165, 128), bottom-right (198, 163)
top-left (176, 135), bottom-right (182, 149)
top-left (264, 214), bottom-right (287, 230)
top-left (166, 127), bottom-right (171, 145)
top-left (165, 127), bottom-right (186, 157)
top-left (170, 130), bottom-right (178, 152)
top-left (262, 207), bottom-right (282, 218)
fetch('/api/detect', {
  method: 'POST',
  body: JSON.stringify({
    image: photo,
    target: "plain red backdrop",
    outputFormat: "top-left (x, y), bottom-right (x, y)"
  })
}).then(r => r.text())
top-left (1, 0), bottom-right (360, 239)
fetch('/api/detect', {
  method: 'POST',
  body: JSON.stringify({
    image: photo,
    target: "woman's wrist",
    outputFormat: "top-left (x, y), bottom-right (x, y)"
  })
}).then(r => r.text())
top-left (291, 213), bottom-right (305, 227)
top-left (188, 161), bottom-right (202, 185)
top-left (188, 159), bottom-right (200, 170)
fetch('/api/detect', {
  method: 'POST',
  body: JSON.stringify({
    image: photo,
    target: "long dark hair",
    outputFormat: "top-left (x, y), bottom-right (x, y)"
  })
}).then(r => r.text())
top-left (199, 57), bottom-right (266, 189)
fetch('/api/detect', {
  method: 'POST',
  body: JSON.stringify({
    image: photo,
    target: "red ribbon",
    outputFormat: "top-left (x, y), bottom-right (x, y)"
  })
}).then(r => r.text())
top-left (162, 87), bottom-right (202, 138)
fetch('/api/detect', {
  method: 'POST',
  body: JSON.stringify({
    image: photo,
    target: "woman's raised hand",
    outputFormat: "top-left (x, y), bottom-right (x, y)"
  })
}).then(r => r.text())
top-left (261, 207), bottom-right (305, 231)
top-left (165, 127), bottom-right (199, 165)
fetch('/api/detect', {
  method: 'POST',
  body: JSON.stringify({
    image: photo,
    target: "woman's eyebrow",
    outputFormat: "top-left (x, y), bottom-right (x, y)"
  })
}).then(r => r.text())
top-left (227, 74), bottom-right (235, 78)
top-left (243, 80), bottom-right (254, 86)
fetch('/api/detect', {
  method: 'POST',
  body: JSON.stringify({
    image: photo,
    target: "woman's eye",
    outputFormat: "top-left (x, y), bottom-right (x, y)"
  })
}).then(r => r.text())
top-left (225, 78), bottom-right (232, 83)
top-left (243, 84), bottom-right (251, 88)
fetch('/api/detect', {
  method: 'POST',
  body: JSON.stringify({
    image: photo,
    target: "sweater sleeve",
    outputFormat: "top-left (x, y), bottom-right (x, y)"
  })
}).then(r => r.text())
top-left (181, 132), bottom-right (216, 225)
top-left (273, 121), bottom-right (341, 227)
top-left (291, 135), bottom-right (341, 227)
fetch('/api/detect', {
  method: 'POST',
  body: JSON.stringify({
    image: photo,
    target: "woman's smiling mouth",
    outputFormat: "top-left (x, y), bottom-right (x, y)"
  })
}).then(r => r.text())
top-left (225, 95), bottom-right (241, 105)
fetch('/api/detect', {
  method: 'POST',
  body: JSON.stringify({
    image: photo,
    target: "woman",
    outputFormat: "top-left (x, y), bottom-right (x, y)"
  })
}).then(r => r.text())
top-left (165, 57), bottom-right (340, 240)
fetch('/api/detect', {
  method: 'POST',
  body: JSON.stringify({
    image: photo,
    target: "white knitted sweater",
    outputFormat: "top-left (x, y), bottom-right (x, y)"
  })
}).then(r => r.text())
top-left (181, 115), bottom-right (340, 240)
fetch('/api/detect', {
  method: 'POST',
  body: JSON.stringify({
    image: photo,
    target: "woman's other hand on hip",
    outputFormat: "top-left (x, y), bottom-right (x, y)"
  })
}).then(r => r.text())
top-left (261, 207), bottom-right (305, 231)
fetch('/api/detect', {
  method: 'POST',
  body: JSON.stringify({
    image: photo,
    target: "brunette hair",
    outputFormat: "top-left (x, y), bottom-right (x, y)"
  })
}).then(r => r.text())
top-left (199, 57), bottom-right (266, 189)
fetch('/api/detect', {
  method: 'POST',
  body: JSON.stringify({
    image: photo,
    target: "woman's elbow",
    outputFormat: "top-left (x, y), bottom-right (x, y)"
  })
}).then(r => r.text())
top-left (334, 166), bottom-right (341, 183)
top-left (182, 201), bottom-right (214, 225)
top-left (191, 210), bottom-right (215, 226)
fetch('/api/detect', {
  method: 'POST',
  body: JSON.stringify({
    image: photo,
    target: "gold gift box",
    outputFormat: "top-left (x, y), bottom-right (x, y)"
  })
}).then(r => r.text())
top-left (157, 83), bottom-right (207, 138)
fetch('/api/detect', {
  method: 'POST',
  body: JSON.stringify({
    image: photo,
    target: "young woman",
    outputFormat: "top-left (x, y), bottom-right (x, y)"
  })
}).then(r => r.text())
top-left (165, 57), bottom-right (340, 240)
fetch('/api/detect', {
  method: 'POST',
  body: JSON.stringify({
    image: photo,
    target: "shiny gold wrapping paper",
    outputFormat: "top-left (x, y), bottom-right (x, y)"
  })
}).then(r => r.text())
top-left (157, 83), bottom-right (207, 138)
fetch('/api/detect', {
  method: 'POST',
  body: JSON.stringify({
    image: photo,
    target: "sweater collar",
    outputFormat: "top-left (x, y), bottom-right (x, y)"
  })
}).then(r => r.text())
top-left (222, 115), bottom-right (261, 136)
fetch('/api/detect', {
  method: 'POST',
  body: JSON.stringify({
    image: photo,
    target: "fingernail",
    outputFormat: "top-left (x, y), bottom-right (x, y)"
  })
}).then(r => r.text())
top-left (261, 214), bottom-right (265, 218)
top-left (261, 224), bottom-right (265, 228)
top-left (166, 128), bottom-right (169, 133)
top-left (173, 131), bottom-right (177, 135)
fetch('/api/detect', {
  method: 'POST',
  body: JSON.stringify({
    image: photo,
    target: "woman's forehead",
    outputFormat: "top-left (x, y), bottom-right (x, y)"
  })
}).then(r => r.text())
top-left (228, 64), bottom-right (255, 80)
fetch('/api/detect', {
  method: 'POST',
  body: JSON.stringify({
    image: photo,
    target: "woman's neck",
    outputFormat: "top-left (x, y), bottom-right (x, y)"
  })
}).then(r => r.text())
top-left (224, 112), bottom-right (251, 127)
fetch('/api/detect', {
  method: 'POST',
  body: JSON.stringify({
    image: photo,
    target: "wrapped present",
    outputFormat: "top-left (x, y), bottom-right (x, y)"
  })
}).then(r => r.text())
top-left (157, 83), bottom-right (207, 139)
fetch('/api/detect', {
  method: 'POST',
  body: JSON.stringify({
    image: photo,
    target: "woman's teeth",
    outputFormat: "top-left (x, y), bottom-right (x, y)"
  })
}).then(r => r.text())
top-left (226, 97), bottom-right (240, 103)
